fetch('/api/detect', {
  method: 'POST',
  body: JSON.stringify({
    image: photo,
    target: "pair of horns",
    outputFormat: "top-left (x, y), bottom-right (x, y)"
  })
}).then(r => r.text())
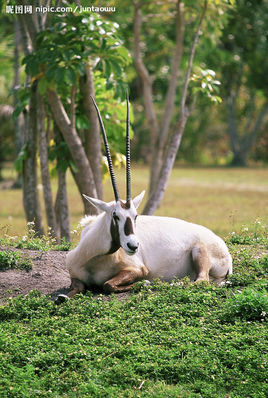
top-left (90, 91), bottom-right (131, 202)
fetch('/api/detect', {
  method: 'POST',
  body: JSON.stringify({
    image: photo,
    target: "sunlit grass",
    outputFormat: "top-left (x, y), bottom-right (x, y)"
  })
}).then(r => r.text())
top-left (0, 164), bottom-right (267, 239)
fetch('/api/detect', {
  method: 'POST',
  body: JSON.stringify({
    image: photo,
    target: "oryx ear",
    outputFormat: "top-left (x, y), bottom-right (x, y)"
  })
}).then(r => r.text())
top-left (132, 190), bottom-right (145, 210)
top-left (83, 195), bottom-right (111, 213)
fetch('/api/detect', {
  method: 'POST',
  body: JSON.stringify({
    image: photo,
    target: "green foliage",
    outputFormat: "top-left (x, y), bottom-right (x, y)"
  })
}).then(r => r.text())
top-left (48, 138), bottom-right (75, 175)
top-left (0, 223), bottom-right (72, 252)
top-left (0, 250), bottom-right (32, 271)
top-left (22, 12), bottom-right (130, 99)
top-left (202, 0), bottom-right (268, 165)
top-left (221, 287), bottom-right (267, 322)
top-left (54, 237), bottom-right (73, 252)
top-left (12, 86), bottom-right (31, 119)
top-left (17, 11), bottom-right (133, 173)
top-left (13, 144), bottom-right (28, 173)
top-left (14, 236), bottom-right (72, 252)
top-left (0, 15), bottom-right (14, 101)
top-left (227, 220), bottom-right (268, 247)
top-left (218, 0), bottom-right (268, 95)
top-left (94, 71), bottom-right (134, 152)
top-left (190, 68), bottom-right (222, 104)
top-left (227, 247), bottom-right (267, 288)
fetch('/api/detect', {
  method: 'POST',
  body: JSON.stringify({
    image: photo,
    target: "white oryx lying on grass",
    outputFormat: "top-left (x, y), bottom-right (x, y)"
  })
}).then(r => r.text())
top-left (58, 94), bottom-right (232, 301)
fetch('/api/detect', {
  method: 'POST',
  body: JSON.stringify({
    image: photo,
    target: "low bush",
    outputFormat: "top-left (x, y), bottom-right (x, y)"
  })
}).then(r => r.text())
top-left (221, 287), bottom-right (267, 322)
top-left (0, 234), bottom-right (72, 252)
top-left (0, 250), bottom-right (32, 271)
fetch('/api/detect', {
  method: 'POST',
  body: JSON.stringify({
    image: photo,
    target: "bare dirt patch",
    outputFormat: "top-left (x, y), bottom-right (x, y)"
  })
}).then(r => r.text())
top-left (0, 247), bottom-right (70, 304)
top-left (0, 247), bottom-right (131, 304)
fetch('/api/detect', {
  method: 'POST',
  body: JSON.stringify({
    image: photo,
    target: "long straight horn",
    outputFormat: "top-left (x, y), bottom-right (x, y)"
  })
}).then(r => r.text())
top-left (126, 90), bottom-right (131, 201)
top-left (90, 96), bottom-right (120, 202)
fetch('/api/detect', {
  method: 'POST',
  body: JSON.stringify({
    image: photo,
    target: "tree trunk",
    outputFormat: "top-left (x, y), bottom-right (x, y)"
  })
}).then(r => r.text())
top-left (141, 1), bottom-right (208, 215)
top-left (46, 88), bottom-right (98, 215)
top-left (80, 64), bottom-right (103, 199)
top-left (13, 19), bottom-right (22, 188)
top-left (37, 93), bottom-right (58, 240)
top-left (22, 83), bottom-right (44, 236)
top-left (143, 116), bottom-right (187, 215)
top-left (149, 0), bottom-right (185, 193)
top-left (17, 12), bottom-right (44, 235)
top-left (227, 94), bottom-right (268, 167)
top-left (133, 5), bottom-right (159, 163)
top-left (231, 151), bottom-right (247, 167)
top-left (55, 169), bottom-right (70, 242)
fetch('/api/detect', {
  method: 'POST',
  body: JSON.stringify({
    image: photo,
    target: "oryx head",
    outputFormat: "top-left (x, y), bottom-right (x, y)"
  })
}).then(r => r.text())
top-left (83, 92), bottom-right (145, 255)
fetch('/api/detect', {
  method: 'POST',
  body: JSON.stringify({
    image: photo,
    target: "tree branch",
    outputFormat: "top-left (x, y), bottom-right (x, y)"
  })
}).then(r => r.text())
top-left (20, 0), bottom-right (40, 49)
top-left (158, 0), bottom-right (185, 146)
top-left (180, 1), bottom-right (207, 116)
top-left (79, 63), bottom-right (103, 199)
top-left (46, 88), bottom-right (98, 214)
top-left (70, 84), bottom-right (76, 131)
top-left (133, 3), bottom-right (159, 142)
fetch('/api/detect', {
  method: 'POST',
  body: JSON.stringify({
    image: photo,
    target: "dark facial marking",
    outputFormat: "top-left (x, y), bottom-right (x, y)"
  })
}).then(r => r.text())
top-left (120, 200), bottom-right (131, 209)
top-left (124, 217), bottom-right (134, 236)
top-left (113, 212), bottom-right (119, 221)
top-left (107, 218), bottom-right (120, 254)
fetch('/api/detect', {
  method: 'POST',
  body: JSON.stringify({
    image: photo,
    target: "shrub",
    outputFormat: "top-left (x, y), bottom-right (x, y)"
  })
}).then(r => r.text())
top-left (227, 221), bottom-right (268, 247)
top-left (0, 250), bottom-right (33, 271)
top-left (221, 288), bottom-right (268, 322)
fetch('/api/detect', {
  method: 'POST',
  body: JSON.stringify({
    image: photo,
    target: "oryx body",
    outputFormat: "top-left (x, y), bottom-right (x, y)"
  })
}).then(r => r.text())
top-left (66, 210), bottom-right (232, 294)
top-left (59, 93), bottom-right (232, 300)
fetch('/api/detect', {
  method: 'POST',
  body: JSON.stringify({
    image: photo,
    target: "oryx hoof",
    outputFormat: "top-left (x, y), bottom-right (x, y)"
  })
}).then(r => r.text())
top-left (103, 282), bottom-right (114, 294)
top-left (54, 294), bottom-right (70, 305)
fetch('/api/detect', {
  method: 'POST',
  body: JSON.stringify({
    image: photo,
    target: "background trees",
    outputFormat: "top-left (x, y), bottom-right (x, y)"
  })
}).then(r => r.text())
top-left (210, 0), bottom-right (268, 166)
top-left (7, 4), bottom-right (132, 238)
top-left (0, 0), bottom-right (267, 237)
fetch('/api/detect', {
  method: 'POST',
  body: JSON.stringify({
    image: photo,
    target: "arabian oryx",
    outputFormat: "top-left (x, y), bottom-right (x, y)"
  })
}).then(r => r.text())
top-left (59, 94), bottom-right (232, 301)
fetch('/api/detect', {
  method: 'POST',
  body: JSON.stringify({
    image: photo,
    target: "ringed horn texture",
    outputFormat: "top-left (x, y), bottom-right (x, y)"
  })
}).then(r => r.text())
top-left (90, 96), bottom-right (120, 202)
top-left (91, 91), bottom-right (132, 202)
top-left (126, 90), bottom-right (131, 201)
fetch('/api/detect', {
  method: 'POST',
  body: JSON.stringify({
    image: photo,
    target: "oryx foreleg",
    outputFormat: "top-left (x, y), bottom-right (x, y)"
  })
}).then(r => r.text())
top-left (103, 266), bottom-right (148, 293)
top-left (55, 278), bottom-right (86, 304)
top-left (67, 278), bottom-right (86, 298)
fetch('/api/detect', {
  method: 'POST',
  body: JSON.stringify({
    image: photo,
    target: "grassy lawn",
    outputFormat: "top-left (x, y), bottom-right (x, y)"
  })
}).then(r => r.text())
top-left (0, 165), bottom-right (267, 397)
top-left (0, 236), bottom-right (267, 397)
top-left (0, 164), bottom-right (267, 239)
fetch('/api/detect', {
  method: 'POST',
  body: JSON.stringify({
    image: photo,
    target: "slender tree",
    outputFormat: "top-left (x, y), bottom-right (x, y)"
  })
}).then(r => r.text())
top-left (133, 0), bottom-right (215, 214)
top-left (37, 93), bottom-right (58, 240)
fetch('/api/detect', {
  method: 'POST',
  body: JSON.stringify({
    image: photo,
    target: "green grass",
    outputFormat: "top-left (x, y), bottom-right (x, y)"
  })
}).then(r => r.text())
top-left (0, 164), bottom-right (268, 240)
top-left (0, 222), bottom-right (72, 251)
top-left (0, 250), bottom-right (33, 271)
top-left (0, 228), bottom-right (267, 397)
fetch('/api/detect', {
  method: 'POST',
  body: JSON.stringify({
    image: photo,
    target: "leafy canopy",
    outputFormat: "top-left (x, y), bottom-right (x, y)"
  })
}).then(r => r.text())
top-left (22, 12), bottom-right (130, 98)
